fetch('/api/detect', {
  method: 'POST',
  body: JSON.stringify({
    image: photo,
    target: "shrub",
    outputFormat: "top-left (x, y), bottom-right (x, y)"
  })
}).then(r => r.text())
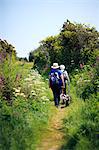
top-left (0, 65), bottom-right (52, 150)
top-left (63, 92), bottom-right (99, 150)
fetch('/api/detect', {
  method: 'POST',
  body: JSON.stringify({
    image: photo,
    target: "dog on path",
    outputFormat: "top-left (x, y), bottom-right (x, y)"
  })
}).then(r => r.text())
top-left (60, 94), bottom-right (71, 106)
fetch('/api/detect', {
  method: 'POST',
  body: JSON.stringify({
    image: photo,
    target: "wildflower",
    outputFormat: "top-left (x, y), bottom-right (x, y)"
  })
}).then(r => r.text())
top-left (24, 78), bottom-right (32, 81)
top-left (20, 93), bottom-right (26, 97)
top-left (14, 88), bottom-right (20, 93)
top-left (28, 83), bottom-right (33, 86)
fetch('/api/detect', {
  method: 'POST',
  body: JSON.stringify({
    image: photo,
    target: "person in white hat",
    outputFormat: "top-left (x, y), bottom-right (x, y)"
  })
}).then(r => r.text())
top-left (49, 63), bottom-right (65, 108)
top-left (60, 64), bottom-right (70, 95)
top-left (51, 63), bottom-right (59, 69)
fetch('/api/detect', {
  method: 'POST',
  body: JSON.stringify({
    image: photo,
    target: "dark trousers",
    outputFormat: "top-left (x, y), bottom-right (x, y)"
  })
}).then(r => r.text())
top-left (51, 85), bottom-right (61, 106)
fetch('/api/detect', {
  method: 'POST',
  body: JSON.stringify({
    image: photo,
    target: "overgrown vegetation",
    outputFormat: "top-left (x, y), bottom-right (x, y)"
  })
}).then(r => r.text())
top-left (0, 40), bottom-right (53, 149)
top-left (28, 20), bottom-right (99, 149)
top-left (59, 56), bottom-right (99, 149)
top-left (29, 20), bottom-right (99, 74)
top-left (0, 20), bottom-right (99, 150)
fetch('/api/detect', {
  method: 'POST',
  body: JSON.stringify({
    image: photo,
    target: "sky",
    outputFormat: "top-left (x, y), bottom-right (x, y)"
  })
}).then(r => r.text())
top-left (0, 0), bottom-right (99, 58)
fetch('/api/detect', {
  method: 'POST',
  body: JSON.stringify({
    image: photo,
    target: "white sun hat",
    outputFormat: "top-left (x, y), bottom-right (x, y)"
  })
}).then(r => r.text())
top-left (60, 64), bottom-right (65, 70)
top-left (51, 63), bottom-right (59, 69)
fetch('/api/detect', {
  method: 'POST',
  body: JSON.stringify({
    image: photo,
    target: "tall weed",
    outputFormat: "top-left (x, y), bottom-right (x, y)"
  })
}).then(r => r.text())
top-left (62, 95), bottom-right (99, 149)
top-left (0, 63), bottom-right (53, 150)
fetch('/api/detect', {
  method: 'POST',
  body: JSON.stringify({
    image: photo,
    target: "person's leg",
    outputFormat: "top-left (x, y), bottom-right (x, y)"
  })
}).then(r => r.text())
top-left (52, 86), bottom-right (59, 107)
top-left (56, 86), bottom-right (61, 106)
top-left (64, 83), bottom-right (66, 95)
top-left (57, 91), bottom-right (60, 105)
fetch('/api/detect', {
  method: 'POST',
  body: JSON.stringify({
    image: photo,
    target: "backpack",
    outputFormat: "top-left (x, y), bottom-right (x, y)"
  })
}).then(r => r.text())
top-left (50, 72), bottom-right (60, 85)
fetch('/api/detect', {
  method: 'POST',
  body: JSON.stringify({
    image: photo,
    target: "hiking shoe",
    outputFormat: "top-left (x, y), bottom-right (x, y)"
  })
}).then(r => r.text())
top-left (55, 105), bottom-right (59, 108)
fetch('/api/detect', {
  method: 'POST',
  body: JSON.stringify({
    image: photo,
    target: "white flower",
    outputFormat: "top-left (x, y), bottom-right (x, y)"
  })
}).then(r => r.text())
top-left (24, 78), bottom-right (32, 81)
top-left (20, 93), bottom-right (26, 97)
top-left (14, 89), bottom-right (20, 93)
top-left (28, 83), bottom-right (33, 86)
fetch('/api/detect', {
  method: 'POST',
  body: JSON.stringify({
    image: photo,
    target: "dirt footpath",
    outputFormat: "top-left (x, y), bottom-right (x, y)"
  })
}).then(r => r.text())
top-left (36, 105), bottom-right (67, 150)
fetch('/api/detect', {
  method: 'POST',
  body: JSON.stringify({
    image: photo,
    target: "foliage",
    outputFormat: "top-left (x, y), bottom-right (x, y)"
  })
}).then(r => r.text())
top-left (29, 20), bottom-right (99, 73)
top-left (1, 20), bottom-right (99, 150)
top-left (62, 90), bottom-right (99, 150)
top-left (0, 63), bottom-right (53, 149)
top-left (0, 40), bottom-right (17, 104)
top-left (72, 60), bottom-right (99, 100)
top-left (0, 39), bottom-right (53, 149)
top-left (27, 21), bottom-right (99, 149)
top-left (61, 60), bottom-right (99, 149)
top-left (0, 97), bottom-right (51, 150)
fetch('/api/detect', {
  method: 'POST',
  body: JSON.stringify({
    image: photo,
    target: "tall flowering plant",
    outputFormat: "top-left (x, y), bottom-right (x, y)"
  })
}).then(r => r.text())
top-left (0, 40), bottom-right (16, 104)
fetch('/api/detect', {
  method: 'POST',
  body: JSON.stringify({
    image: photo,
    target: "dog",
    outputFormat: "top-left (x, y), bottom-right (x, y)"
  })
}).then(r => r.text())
top-left (60, 94), bottom-right (71, 106)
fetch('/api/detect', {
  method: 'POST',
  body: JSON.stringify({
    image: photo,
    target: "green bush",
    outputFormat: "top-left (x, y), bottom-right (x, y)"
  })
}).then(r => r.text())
top-left (62, 91), bottom-right (99, 150)
top-left (71, 63), bottom-right (98, 100)
top-left (0, 63), bottom-right (53, 150)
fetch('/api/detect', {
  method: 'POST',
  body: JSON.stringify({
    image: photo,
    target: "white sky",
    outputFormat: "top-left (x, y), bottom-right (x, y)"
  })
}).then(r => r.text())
top-left (0, 0), bottom-right (99, 58)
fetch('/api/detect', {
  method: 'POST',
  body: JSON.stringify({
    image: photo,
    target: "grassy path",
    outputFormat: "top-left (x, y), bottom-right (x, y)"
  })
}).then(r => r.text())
top-left (36, 104), bottom-right (67, 150)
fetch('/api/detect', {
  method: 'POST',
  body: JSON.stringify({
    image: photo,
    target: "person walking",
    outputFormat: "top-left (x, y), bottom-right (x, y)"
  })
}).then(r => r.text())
top-left (60, 65), bottom-right (70, 95)
top-left (49, 63), bottom-right (65, 108)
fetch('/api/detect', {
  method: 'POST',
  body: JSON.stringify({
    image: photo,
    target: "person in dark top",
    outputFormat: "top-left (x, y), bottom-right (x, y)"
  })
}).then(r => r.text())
top-left (49, 63), bottom-right (65, 108)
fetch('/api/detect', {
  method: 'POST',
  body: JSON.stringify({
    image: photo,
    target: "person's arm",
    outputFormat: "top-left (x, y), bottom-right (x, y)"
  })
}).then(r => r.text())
top-left (65, 71), bottom-right (70, 83)
top-left (60, 73), bottom-right (65, 88)
top-left (65, 71), bottom-right (70, 94)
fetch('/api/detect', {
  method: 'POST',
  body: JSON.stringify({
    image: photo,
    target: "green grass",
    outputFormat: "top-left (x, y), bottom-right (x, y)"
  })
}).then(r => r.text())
top-left (61, 72), bottom-right (99, 150)
top-left (1, 61), bottom-right (98, 150)
top-left (0, 61), bottom-right (54, 150)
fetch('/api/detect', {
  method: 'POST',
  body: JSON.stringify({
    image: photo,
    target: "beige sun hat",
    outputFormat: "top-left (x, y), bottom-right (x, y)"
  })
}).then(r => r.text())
top-left (60, 64), bottom-right (65, 70)
top-left (51, 63), bottom-right (59, 69)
